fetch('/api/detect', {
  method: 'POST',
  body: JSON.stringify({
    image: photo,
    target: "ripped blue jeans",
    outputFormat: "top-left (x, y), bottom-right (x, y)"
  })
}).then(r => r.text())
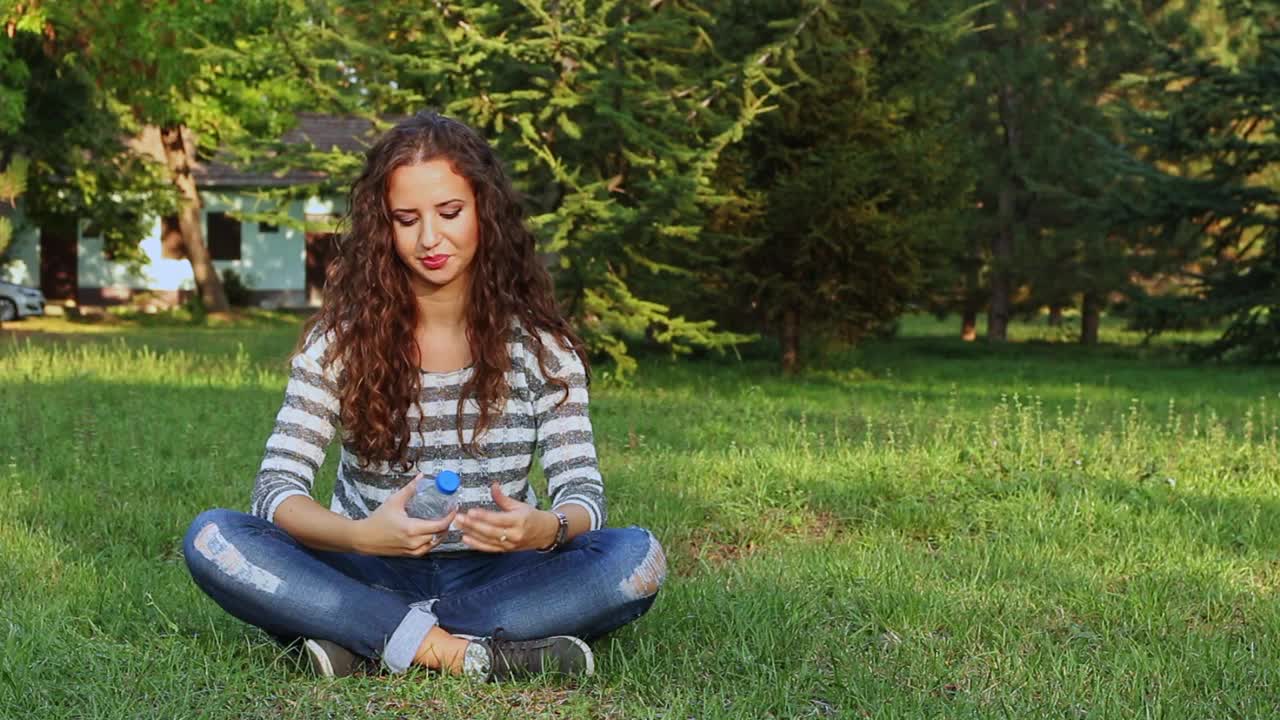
top-left (182, 509), bottom-right (666, 673)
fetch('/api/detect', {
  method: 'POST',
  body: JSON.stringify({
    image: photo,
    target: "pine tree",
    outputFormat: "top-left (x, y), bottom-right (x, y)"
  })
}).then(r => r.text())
top-left (954, 0), bottom-right (1184, 343)
top-left (245, 0), bottom-right (798, 372)
top-left (703, 0), bottom-right (975, 371)
top-left (1103, 0), bottom-right (1279, 358)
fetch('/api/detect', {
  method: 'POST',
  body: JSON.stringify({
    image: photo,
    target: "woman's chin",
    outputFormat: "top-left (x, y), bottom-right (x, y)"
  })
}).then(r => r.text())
top-left (408, 267), bottom-right (468, 293)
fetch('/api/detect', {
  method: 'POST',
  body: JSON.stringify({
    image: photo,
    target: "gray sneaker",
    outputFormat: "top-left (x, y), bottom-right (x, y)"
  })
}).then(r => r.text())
top-left (459, 634), bottom-right (594, 681)
top-left (303, 638), bottom-right (362, 678)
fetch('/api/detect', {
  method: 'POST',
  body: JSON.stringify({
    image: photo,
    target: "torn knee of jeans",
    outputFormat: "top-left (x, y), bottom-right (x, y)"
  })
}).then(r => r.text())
top-left (193, 522), bottom-right (283, 594)
top-left (620, 532), bottom-right (667, 600)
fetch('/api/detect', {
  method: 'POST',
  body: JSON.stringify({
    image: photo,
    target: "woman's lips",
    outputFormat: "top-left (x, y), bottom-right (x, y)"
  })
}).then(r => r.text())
top-left (421, 255), bottom-right (449, 270)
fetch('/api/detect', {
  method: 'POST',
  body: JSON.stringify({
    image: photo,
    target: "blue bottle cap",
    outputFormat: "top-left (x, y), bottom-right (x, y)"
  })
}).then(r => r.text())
top-left (434, 469), bottom-right (461, 494)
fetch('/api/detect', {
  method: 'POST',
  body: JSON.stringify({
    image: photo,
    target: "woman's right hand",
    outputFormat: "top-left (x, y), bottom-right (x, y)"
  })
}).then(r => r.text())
top-left (351, 475), bottom-right (457, 557)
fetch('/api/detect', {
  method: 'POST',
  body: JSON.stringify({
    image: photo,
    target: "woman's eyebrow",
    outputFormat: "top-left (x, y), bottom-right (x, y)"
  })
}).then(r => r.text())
top-left (391, 199), bottom-right (464, 213)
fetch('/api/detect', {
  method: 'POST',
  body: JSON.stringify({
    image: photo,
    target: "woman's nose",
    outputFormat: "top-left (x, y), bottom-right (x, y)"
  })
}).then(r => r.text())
top-left (419, 220), bottom-right (443, 249)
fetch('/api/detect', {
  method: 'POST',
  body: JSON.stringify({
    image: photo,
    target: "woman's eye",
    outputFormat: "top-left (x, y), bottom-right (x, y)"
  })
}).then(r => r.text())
top-left (395, 217), bottom-right (418, 227)
top-left (441, 210), bottom-right (461, 220)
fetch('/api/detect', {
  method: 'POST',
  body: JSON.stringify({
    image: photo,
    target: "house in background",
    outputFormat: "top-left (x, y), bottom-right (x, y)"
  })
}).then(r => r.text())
top-left (1, 114), bottom-right (379, 309)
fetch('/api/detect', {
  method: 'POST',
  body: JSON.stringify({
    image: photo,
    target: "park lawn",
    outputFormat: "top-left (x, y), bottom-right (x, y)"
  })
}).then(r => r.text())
top-left (2, 314), bottom-right (1278, 718)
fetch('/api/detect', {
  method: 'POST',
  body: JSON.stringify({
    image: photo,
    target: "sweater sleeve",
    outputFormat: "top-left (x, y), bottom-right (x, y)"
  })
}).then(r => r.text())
top-left (250, 331), bottom-right (341, 522)
top-left (528, 331), bottom-right (607, 530)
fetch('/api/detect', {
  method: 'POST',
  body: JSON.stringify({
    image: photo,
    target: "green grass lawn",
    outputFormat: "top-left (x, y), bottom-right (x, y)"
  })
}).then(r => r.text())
top-left (3, 313), bottom-right (1278, 718)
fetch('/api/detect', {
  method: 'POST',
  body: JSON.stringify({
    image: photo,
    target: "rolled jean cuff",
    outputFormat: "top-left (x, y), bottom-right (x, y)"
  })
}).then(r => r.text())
top-left (382, 600), bottom-right (438, 673)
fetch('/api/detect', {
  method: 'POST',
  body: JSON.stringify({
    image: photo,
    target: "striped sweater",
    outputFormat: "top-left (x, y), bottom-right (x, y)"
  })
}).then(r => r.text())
top-left (250, 324), bottom-right (606, 552)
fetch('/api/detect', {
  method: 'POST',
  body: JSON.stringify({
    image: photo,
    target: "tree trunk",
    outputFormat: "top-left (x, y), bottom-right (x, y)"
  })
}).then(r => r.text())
top-left (987, 178), bottom-right (1014, 342)
top-left (1048, 304), bottom-right (1062, 326)
top-left (988, 75), bottom-right (1023, 344)
top-left (961, 239), bottom-right (980, 341)
top-left (961, 309), bottom-right (977, 342)
top-left (780, 308), bottom-right (799, 374)
top-left (1080, 291), bottom-right (1100, 345)
top-left (160, 124), bottom-right (228, 313)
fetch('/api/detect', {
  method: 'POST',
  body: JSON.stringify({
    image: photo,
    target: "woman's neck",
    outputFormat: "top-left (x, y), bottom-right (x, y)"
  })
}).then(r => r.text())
top-left (412, 277), bottom-right (468, 332)
top-left (411, 280), bottom-right (473, 372)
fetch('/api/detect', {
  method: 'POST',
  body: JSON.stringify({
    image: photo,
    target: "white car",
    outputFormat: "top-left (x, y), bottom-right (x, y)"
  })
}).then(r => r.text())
top-left (0, 281), bottom-right (44, 321)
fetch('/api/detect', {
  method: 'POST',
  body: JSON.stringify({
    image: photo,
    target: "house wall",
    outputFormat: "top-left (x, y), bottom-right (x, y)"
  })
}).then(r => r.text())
top-left (74, 192), bottom-right (344, 308)
top-left (1, 222), bottom-right (40, 287)
top-left (204, 192), bottom-right (305, 303)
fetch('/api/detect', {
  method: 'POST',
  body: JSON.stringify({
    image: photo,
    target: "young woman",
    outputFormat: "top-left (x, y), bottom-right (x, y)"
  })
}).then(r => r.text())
top-left (182, 111), bottom-right (667, 681)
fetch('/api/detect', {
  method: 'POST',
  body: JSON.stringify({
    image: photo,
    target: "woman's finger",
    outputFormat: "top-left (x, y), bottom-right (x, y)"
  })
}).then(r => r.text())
top-left (461, 534), bottom-right (506, 553)
top-left (463, 508), bottom-right (519, 527)
top-left (405, 526), bottom-right (445, 546)
top-left (490, 482), bottom-right (528, 511)
top-left (387, 473), bottom-right (424, 509)
top-left (457, 515), bottom-right (506, 542)
top-left (405, 508), bottom-right (457, 535)
top-left (407, 532), bottom-right (444, 556)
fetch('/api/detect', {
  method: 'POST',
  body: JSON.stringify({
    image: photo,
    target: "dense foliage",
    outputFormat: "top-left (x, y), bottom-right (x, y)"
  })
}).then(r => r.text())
top-left (1, 0), bottom-right (1276, 366)
top-left (1105, 0), bottom-right (1280, 360)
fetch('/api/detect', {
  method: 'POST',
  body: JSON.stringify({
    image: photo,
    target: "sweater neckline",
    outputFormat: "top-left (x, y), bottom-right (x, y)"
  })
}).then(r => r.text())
top-left (418, 364), bottom-right (474, 379)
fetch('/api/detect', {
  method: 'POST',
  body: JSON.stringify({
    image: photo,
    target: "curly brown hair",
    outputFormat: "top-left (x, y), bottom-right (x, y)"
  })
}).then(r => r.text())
top-left (300, 111), bottom-right (587, 467)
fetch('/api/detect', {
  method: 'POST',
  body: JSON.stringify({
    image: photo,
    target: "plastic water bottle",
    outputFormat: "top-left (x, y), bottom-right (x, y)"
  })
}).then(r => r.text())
top-left (406, 469), bottom-right (461, 520)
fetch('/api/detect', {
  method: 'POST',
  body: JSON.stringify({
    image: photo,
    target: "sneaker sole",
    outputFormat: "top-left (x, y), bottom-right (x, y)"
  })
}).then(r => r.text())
top-left (560, 635), bottom-right (595, 676)
top-left (303, 638), bottom-right (359, 678)
top-left (458, 633), bottom-right (596, 677)
top-left (303, 639), bottom-right (336, 677)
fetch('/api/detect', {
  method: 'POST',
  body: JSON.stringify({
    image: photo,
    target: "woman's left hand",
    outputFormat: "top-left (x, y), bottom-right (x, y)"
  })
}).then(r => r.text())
top-left (456, 483), bottom-right (557, 552)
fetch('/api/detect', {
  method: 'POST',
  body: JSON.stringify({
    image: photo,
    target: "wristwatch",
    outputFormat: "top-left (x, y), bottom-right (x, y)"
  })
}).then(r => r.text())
top-left (537, 510), bottom-right (569, 552)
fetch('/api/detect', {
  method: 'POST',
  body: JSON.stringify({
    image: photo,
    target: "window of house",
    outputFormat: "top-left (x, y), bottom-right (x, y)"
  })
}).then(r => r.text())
top-left (206, 212), bottom-right (242, 261)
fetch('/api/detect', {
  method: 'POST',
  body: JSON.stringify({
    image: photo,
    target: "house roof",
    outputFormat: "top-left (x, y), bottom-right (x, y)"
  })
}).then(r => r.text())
top-left (282, 113), bottom-right (384, 155)
top-left (199, 113), bottom-right (386, 188)
top-left (129, 113), bottom-right (390, 189)
top-left (196, 160), bottom-right (325, 189)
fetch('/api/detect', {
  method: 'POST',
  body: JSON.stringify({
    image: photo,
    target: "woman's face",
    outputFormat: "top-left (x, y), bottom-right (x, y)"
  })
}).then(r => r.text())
top-left (387, 158), bottom-right (480, 293)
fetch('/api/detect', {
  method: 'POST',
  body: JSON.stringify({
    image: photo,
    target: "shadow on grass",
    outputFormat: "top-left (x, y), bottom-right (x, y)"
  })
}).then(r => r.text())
top-left (629, 335), bottom-right (1270, 391)
top-left (10, 369), bottom-right (1277, 574)
top-left (6, 367), bottom-right (1280, 717)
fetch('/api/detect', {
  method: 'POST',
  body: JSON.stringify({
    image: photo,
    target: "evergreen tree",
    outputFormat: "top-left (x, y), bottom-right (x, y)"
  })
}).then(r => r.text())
top-left (954, 0), bottom-right (1183, 343)
top-left (1104, 0), bottom-right (1279, 358)
top-left (248, 0), bottom-right (799, 372)
top-left (705, 0), bottom-right (975, 371)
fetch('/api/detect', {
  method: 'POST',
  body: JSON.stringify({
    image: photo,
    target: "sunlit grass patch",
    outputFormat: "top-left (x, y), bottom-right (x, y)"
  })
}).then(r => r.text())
top-left (3, 317), bottom-right (1279, 717)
